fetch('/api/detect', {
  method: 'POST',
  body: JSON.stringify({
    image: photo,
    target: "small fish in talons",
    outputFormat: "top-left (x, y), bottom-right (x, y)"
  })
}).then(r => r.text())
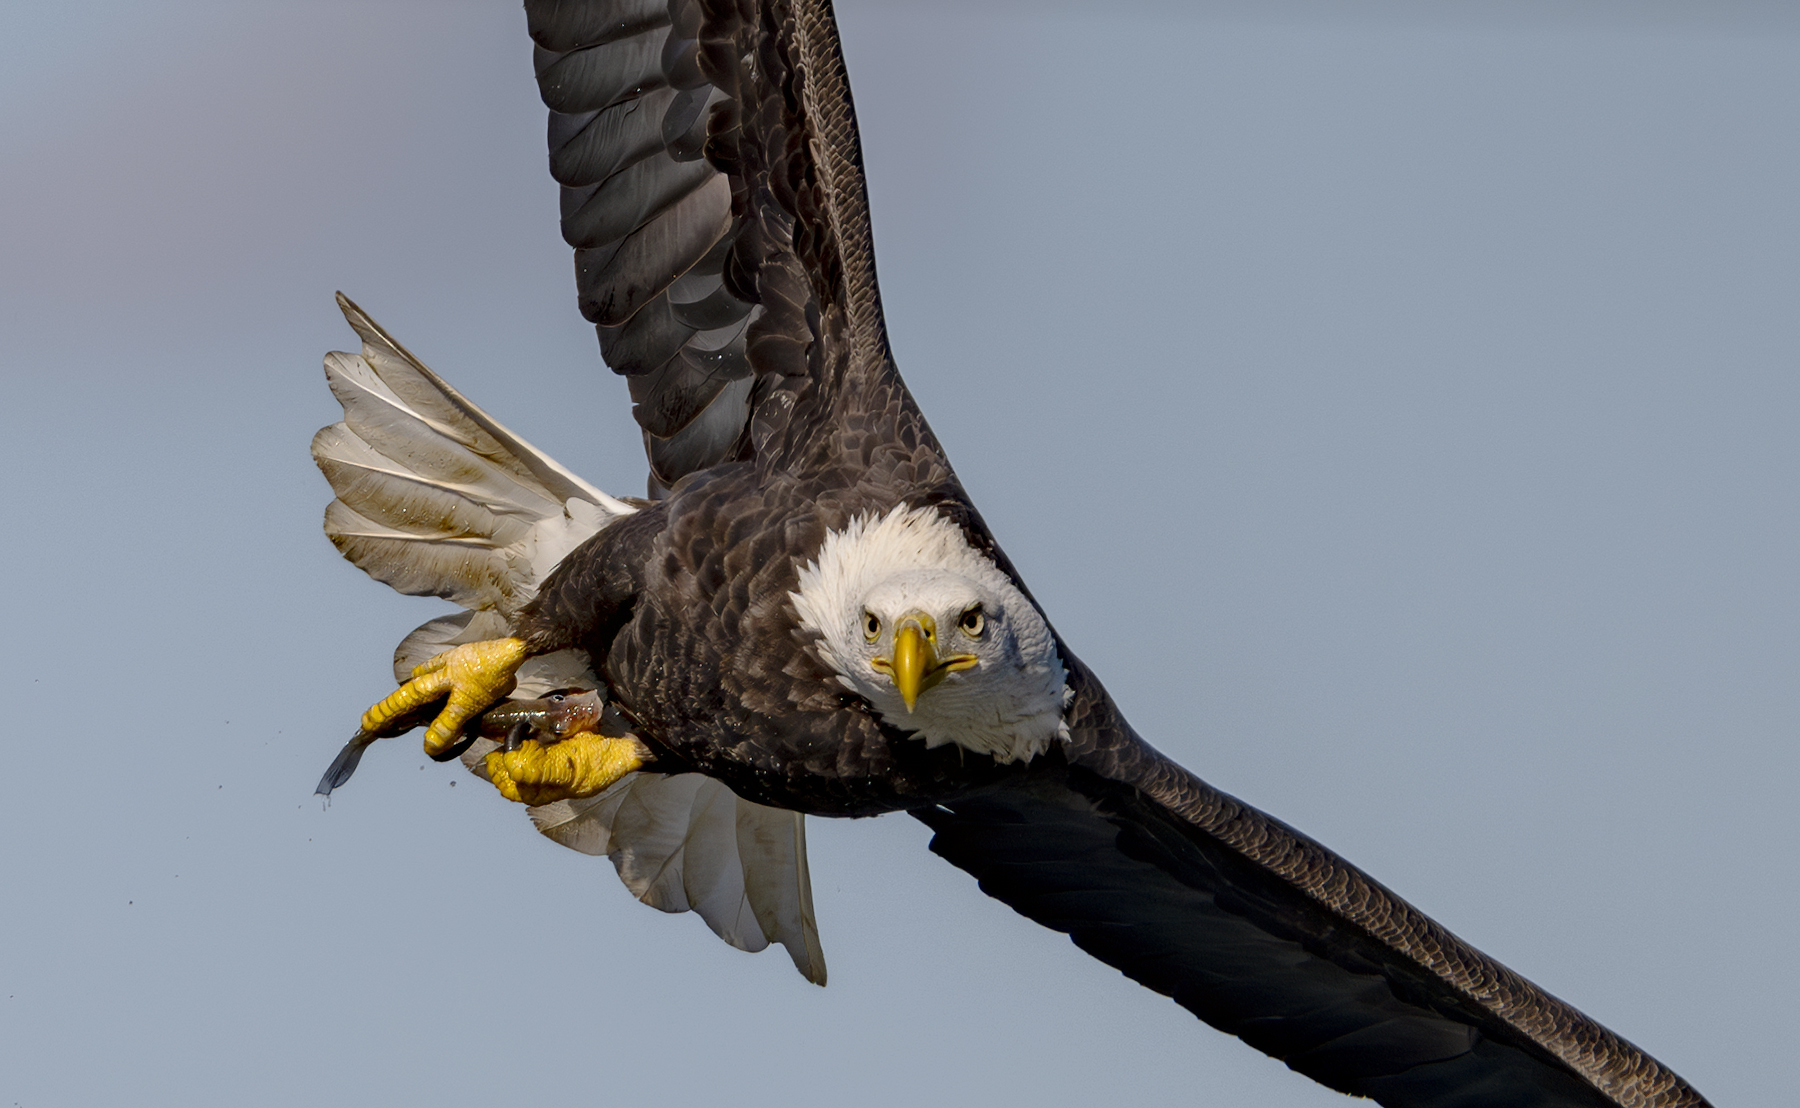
top-left (316, 640), bottom-right (571, 798)
top-left (364, 637), bottom-right (530, 757)
top-left (485, 729), bottom-right (654, 807)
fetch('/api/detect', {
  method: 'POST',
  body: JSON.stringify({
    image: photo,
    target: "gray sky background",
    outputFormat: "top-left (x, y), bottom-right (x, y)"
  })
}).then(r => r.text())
top-left (2, 3), bottom-right (1795, 1105)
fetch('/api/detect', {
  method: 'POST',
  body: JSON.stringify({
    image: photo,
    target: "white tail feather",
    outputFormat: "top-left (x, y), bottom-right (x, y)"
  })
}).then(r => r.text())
top-left (737, 804), bottom-right (826, 983)
top-left (318, 294), bottom-right (824, 983)
top-left (335, 294), bottom-right (625, 511)
top-left (530, 776), bottom-right (827, 984)
top-left (315, 298), bottom-right (631, 620)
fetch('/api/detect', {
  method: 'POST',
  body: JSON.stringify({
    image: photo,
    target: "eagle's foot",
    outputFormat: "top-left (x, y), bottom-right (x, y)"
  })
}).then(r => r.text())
top-left (360, 637), bottom-right (529, 759)
top-left (485, 731), bottom-right (650, 806)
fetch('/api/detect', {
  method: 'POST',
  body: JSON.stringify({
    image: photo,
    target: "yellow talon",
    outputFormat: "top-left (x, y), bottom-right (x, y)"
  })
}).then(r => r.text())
top-left (359, 637), bottom-right (529, 758)
top-left (485, 731), bottom-right (650, 806)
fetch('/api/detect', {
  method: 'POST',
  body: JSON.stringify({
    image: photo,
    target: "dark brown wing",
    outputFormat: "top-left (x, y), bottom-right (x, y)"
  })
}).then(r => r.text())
top-left (528, 0), bottom-right (939, 495)
top-left (915, 656), bottom-right (1711, 1108)
top-left (529, 4), bottom-right (1708, 1103)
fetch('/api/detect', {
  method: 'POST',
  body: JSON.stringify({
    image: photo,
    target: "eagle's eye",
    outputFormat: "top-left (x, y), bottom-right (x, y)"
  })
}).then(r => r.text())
top-left (958, 605), bottom-right (985, 638)
top-left (863, 611), bottom-right (881, 641)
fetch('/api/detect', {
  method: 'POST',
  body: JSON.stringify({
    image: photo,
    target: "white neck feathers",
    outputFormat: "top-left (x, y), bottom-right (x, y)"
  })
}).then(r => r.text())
top-left (789, 505), bottom-right (1068, 764)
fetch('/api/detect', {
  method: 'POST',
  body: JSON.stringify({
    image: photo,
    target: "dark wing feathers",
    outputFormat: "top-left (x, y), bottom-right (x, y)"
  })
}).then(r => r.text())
top-left (526, 0), bottom-right (668, 53)
top-left (916, 664), bottom-right (1709, 1108)
top-left (528, 0), bottom-right (927, 493)
top-left (524, 3), bottom-right (1706, 1105)
top-left (548, 90), bottom-right (676, 190)
top-left (560, 149), bottom-right (714, 249)
top-left (530, 0), bottom-right (756, 490)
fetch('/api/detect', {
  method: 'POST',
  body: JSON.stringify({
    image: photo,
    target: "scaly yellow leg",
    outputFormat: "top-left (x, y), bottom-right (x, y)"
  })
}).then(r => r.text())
top-left (360, 638), bottom-right (528, 758)
top-left (485, 732), bottom-right (651, 806)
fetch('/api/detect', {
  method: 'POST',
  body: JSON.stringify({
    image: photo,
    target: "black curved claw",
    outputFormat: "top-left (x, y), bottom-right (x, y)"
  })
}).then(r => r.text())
top-left (428, 731), bottom-right (478, 763)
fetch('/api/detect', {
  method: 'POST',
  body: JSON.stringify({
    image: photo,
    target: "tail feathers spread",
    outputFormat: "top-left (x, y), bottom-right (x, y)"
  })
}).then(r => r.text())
top-left (529, 775), bottom-right (828, 985)
top-left (316, 296), bottom-right (825, 982)
top-left (314, 294), bottom-right (635, 620)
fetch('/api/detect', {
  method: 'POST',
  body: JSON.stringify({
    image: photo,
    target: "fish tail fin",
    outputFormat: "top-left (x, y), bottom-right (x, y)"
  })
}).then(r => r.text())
top-left (316, 732), bottom-right (375, 797)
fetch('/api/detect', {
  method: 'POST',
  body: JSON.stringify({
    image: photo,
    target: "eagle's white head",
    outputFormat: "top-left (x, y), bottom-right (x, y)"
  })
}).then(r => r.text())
top-left (790, 505), bottom-right (1069, 763)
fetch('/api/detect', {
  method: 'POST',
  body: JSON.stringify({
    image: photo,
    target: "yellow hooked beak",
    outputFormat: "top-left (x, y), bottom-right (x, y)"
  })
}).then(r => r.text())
top-left (872, 613), bottom-right (979, 712)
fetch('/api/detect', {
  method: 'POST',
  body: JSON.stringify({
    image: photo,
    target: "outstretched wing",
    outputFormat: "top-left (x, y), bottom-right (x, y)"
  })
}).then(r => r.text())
top-left (915, 660), bottom-right (1709, 1108)
top-left (528, 0), bottom-right (944, 493)
top-left (524, 3), bottom-right (1705, 1101)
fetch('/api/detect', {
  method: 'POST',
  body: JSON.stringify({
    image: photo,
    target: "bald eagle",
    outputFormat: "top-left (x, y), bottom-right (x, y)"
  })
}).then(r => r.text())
top-left (311, 2), bottom-right (1711, 1105)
